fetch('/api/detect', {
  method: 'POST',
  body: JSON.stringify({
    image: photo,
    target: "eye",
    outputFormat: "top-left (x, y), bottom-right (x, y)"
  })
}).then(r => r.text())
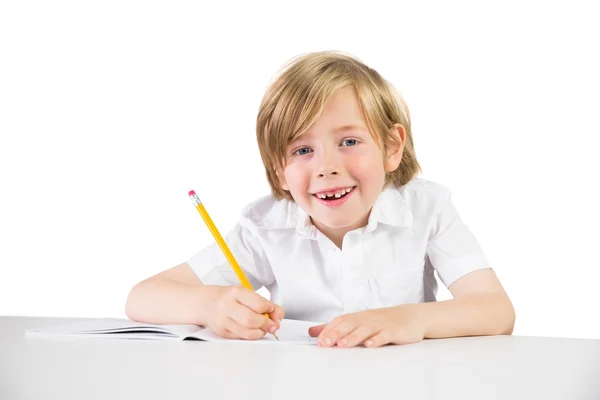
top-left (293, 147), bottom-right (312, 156)
top-left (341, 138), bottom-right (358, 147)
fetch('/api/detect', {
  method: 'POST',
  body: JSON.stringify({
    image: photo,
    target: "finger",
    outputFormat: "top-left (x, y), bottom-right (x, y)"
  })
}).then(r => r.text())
top-left (337, 326), bottom-right (381, 348)
top-left (363, 331), bottom-right (393, 348)
top-left (269, 305), bottom-right (285, 329)
top-left (318, 318), bottom-right (356, 347)
top-left (226, 318), bottom-right (267, 340)
top-left (219, 329), bottom-right (240, 340)
top-left (229, 303), bottom-right (275, 333)
top-left (233, 287), bottom-right (276, 315)
top-left (308, 323), bottom-right (327, 337)
top-left (212, 325), bottom-right (243, 340)
top-left (316, 319), bottom-right (341, 345)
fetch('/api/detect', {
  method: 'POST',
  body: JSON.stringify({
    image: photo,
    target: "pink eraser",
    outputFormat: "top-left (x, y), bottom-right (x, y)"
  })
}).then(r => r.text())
top-left (188, 190), bottom-right (196, 196)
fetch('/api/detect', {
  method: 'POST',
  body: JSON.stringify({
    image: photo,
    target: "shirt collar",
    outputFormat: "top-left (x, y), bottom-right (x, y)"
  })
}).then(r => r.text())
top-left (364, 186), bottom-right (413, 233)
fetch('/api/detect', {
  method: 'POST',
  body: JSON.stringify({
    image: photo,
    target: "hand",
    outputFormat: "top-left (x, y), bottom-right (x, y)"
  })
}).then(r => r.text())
top-left (207, 286), bottom-right (285, 340)
top-left (308, 305), bottom-right (427, 348)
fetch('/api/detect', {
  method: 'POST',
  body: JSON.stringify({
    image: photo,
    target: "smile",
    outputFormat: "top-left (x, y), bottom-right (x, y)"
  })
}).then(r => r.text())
top-left (312, 186), bottom-right (356, 206)
top-left (313, 186), bottom-right (355, 199)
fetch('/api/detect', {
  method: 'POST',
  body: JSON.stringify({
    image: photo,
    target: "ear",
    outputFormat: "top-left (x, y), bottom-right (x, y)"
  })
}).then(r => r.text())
top-left (384, 124), bottom-right (406, 173)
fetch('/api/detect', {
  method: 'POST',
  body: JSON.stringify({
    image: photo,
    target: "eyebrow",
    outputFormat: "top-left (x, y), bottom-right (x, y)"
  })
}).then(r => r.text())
top-left (333, 124), bottom-right (368, 133)
top-left (289, 124), bottom-right (368, 146)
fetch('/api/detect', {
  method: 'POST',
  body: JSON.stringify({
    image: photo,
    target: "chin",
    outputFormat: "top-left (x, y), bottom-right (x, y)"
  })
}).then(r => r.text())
top-left (317, 216), bottom-right (359, 230)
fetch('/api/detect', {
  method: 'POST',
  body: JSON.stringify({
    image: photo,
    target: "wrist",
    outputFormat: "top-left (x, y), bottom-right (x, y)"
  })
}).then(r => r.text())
top-left (395, 303), bottom-right (431, 339)
top-left (193, 285), bottom-right (226, 327)
top-left (416, 303), bottom-right (434, 338)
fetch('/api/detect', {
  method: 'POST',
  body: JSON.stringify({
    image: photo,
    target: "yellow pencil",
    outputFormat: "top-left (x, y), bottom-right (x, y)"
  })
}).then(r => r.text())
top-left (188, 190), bottom-right (278, 340)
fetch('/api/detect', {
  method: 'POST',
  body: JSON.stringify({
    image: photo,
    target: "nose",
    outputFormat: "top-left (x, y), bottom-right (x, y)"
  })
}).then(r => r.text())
top-left (316, 148), bottom-right (340, 178)
top-left (317, 165), bottom-right (339, 178)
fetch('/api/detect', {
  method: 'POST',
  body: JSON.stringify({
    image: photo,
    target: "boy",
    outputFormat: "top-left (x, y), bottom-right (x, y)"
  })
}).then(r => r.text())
top-left (126, 51), bottom-right (515, 347)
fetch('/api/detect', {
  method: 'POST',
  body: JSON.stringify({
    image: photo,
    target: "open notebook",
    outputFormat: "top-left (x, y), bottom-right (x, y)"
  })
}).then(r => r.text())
top-left (25, 318), bottom-right (320, 345)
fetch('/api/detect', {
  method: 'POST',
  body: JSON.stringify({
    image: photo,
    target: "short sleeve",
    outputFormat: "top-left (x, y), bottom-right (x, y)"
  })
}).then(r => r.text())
top-left (186, 223), bottom-right (274, 290)
top-left (426, 193), bottom-right (491, 288)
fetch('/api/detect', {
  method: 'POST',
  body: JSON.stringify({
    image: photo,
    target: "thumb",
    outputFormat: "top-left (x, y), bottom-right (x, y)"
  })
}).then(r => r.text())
top-left (308, 323), bottom-right (327, 337)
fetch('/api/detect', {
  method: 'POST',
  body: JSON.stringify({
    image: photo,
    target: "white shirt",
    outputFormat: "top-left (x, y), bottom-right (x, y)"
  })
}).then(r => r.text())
top-left (187, 178), bottom-right (490, 322)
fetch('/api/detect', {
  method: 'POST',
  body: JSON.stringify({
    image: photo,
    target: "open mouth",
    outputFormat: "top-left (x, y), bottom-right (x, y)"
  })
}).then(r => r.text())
top-left (312, 186), bottom-right (356, 202)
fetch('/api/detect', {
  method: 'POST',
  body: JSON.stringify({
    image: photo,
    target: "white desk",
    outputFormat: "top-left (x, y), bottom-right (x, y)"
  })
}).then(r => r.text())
top-left (1, 316), bottom-right (599, 400)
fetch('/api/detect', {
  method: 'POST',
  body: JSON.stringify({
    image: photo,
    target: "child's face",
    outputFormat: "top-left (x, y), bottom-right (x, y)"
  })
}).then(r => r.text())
top-left (279, 86), bottom-right (404, 234)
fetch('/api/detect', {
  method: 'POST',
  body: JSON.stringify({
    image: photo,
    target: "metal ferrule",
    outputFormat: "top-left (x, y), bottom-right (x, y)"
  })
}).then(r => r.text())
top-left (189, 193), bottom-right (202, 206)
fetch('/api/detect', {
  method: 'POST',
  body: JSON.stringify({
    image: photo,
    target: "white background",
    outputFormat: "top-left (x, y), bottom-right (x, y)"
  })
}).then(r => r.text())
top-left (1, 1), bottom-right (598, 340)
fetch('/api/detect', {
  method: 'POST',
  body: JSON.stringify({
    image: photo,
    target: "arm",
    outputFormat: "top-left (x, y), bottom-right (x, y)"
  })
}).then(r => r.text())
top-left (310, 268), bottom-right (515, 347)
top-left (415, 268), bottom-right (515, 338)
top-left (416, 189), bottom-right (517, 336)
top-left (125, 263), bottom-right (284, 338)
top-left (124, 263), bottom-right (224, 326)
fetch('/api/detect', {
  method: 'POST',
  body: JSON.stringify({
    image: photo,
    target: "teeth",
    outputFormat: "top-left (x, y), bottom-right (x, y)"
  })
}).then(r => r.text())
top-left (316, 187), bottom-right (354, 199)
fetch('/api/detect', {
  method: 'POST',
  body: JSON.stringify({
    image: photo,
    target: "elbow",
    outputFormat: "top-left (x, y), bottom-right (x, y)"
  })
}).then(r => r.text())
top-left (482, 293), bottom-right (515, 336)
top-left (124, 282), bottom-right (142, 321)
top-left (500, 297), bottom-right (516, 335)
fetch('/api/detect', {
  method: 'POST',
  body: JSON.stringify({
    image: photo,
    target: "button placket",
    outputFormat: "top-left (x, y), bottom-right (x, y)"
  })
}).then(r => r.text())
top-left (341, 233), bottom-right (369, 313)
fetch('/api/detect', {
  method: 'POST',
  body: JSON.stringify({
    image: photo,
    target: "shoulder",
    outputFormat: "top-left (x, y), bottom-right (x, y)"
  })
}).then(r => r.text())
top-left (399, 177), bottom-right (451, 200)
top-left (238, 193), bottom-right (300, 231)
top-left (395, 177), bottom-right (453, 215)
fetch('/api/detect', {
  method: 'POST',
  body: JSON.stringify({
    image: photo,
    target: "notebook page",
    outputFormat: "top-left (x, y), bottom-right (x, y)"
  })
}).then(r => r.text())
top-left (26, 318), bottom-right (203, 339)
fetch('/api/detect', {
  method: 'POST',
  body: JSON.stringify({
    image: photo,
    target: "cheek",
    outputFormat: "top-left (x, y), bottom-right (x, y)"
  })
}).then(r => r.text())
top-left (349, 152), bottom-right (386, 179)
top-left (283, 166), bottom-right (309, 192)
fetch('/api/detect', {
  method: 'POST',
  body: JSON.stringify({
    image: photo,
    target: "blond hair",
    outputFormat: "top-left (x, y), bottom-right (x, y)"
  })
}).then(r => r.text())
top-left (256, 51), bottom-right (422, 201)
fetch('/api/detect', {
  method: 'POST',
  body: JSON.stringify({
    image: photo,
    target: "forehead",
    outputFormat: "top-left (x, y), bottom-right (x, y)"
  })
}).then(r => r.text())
top-left (296, 87), bottom-right (369, 140)
top-left (316, 86), bottom-right (365, 125)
